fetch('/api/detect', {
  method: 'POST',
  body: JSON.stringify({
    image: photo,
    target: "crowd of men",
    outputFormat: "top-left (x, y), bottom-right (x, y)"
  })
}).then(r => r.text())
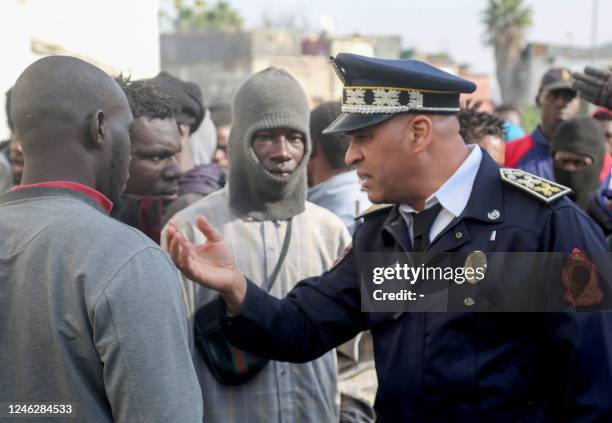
top-left (0, 51), bottom-right (611, 422)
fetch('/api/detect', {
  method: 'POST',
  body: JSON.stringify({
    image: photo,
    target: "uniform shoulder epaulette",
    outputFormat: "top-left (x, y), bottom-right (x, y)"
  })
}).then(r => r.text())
top-left (499, 168), bottom-right (571, 203)
top-left (355, 203), bottom-right (394, 220)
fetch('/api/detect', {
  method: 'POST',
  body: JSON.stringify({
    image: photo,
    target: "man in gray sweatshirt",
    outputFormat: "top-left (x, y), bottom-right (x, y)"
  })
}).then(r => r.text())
top-left (0, 56), bottom-right (203, 422)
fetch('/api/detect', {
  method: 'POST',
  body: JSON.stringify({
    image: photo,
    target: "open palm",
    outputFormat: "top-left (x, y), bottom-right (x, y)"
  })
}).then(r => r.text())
top-left (167, 215), bottom-right (245, 297)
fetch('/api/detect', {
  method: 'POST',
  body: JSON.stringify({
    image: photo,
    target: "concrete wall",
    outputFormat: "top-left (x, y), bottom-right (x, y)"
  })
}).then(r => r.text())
top-left (251, 29), bottom-right (302, 56)
top-left (163, 54), bottom-right (342, 108)
top-left (252, 55), bottom-right (341, 106)
top-left (161, 31), bottom-right (252, 63)
top-left (162, 57), bottom-right (253, 105)
top-left (161, 29), bottom-right (344, 107)
top-left (161, 28), bottom-right (302, 64)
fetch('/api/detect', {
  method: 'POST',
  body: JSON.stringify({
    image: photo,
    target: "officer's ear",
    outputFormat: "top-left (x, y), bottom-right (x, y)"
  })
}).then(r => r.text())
top-left (409, 115), bottom-right (433, 154)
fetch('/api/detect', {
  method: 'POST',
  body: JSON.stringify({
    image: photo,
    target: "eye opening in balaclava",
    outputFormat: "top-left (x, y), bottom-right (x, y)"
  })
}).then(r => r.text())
top-left (249, 127), bottom-right (306, 177)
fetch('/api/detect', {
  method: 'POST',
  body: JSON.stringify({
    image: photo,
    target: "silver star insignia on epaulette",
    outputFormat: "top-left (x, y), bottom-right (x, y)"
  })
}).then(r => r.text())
top-left (499, 168), bottom-right (572, 203)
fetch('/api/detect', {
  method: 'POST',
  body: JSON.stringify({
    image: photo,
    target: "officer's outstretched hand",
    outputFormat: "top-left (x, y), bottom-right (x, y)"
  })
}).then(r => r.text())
top-left (573, 66), bottom-right (612, 109)
top-left (166, 216), bottom-right (247, 313)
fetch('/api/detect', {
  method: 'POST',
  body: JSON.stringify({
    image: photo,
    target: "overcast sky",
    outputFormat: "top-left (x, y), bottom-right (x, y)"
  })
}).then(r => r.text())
top-left (222, 0), bottom-right (611, 74)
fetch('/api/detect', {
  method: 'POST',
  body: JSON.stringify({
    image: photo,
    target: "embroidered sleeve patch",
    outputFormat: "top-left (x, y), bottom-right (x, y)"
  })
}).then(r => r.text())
top-left (331, 243), bottom-right (353, 271)
top-left (562, 248), bottom-right (603, 306)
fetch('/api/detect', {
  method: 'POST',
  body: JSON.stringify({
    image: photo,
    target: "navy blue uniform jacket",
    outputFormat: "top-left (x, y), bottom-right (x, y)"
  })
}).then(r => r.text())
top-left (223, 152), bottom-right (612, 422)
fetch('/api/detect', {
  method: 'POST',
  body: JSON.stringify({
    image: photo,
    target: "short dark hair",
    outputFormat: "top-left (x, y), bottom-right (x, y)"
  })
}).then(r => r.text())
top-left (115, 75), bottom-right (178, 120)
top-left (310, 101), bottom-right (351, 170)
top-left (458, 107), bottom-right (504, 144)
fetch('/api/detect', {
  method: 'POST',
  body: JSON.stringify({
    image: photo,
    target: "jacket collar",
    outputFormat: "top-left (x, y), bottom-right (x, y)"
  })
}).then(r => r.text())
top-left (457, 151), bottom-right (505, 224)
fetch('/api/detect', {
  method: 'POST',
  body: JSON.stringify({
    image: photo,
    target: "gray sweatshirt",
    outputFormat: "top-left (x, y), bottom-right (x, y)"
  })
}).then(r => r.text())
top-left (0, 187), bottom-right (203, 422)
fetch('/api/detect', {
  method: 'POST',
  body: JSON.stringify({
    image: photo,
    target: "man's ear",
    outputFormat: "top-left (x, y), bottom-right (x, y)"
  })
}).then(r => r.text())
top-left (409, 115), bottom-right (433, 154)
top-left (89, 110), bottom-right (105, 148)
top-left (178, 123), bottom-right (191, 138)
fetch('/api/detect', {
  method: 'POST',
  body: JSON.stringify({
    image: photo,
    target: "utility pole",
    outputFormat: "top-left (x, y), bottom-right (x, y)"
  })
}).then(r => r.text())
top-left (591, 0), bottom-right (599, 65)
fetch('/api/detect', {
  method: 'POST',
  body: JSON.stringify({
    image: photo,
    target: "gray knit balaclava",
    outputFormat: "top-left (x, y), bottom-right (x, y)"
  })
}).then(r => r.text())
top-left (228, 68), bottom-right (311, 220)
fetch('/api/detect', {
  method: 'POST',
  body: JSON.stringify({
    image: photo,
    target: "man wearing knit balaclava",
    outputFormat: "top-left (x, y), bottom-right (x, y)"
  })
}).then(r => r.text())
top-left (551, 116), bottom-right (607, 210)
top-left (163, 68), bottom-right (351, 423)
top-left (228, 68), bottom-right (311, 219)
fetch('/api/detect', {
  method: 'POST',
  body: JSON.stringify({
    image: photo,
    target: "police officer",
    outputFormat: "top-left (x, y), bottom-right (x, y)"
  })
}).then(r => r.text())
top-left (166, 53), bottom-right (612, 421)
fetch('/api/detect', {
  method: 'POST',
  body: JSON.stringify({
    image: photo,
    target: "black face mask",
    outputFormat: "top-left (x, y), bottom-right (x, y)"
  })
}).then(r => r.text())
top-left (551, 117), bottom-right (606, 210)
top-left (554, 165), bottom-right (600, 210)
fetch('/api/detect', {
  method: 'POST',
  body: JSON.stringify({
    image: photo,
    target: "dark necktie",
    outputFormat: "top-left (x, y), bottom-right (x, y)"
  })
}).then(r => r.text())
top-left (412, 203), bottom-right (443, 252)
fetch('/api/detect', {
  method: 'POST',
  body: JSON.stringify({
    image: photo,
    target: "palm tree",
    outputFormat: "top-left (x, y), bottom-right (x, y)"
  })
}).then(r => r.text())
top-left (482, 0), bottom-right (532, 105)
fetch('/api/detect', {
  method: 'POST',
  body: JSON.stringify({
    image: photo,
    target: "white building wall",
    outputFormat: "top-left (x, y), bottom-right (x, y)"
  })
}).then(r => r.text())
top-left (0, 0), bottom-right (161, 140)
top-left (0, 1), bottom-right (32, 140)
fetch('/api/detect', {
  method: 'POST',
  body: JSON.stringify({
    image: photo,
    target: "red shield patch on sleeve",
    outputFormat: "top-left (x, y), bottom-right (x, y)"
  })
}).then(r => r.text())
top-left (331, 243), bottom-right (352, 270)
top-left (562, 248), bottom-right (603, 306)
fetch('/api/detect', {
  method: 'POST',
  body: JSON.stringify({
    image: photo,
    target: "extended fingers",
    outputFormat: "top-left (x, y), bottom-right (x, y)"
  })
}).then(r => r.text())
top-left (574, 71), bottom-right (602, 86)
top-left (572, 71), bottom-right (601, 105)
top-left (178, 235), bottom-right (193, 273)
top-left (195, 215), bottom-right (223, 243)
top-left (573, 80), bottom-right (599, 102)
top-left (168, 229), bottom-right (183, 266)
top-left (584, 66), bottom-right (611, 81)
top-left (166, 220), bottom-right (177, 235)
top-left (172, 232), bottom-right (189, 269)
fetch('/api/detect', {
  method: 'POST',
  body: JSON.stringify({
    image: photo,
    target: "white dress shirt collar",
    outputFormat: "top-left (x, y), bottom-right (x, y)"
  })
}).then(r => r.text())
top-left (399, 145), bottom-right (483, 243)
top-left (400, 144), bottom-right (482, 217)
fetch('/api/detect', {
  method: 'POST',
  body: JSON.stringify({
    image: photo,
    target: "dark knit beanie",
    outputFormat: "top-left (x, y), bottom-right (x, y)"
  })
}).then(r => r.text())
top-left (228, 68), bottom-right (311, 221)
top-left (551, 116), bottom-right (606, 209)
top-left (310, 101), bottom-right (352, 170)
top-left (148, 72), bottom-right (205, 133)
